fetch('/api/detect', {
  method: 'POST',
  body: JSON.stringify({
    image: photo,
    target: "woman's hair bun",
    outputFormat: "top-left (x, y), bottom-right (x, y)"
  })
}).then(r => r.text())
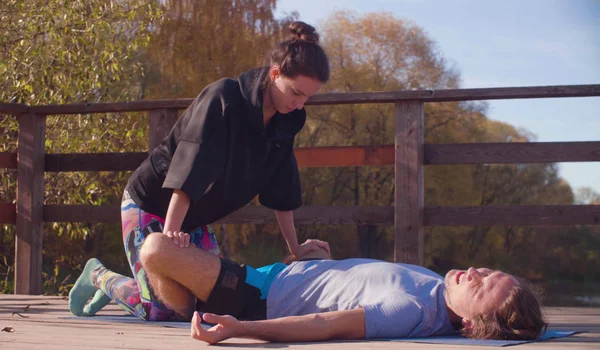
top-left (288, 21), bottom-right (319, 44)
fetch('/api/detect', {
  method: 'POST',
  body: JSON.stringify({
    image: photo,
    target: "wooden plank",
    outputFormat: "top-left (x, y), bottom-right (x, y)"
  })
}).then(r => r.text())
top-left (44, 152), bottom-right (147, 172)
top-left (394, 101), bottom-right (425, 265)
top-left (149, 108), bottom-right (178, 152)
top-left (304, 142), bottom-right (600, 166)
top-left (44, 204), bottom-right (121, 223)
top-left (15, 113), bottom-right (46, 295)
top-left (0, 102), bottom-right (29, 115)
top-left (1, 295), bottom-right (599, 350)
top-left (38, 204), bottom-right (600, 226)
top-left (424, 205), bottom-right (600, 226)
top-left (0, 152), bottom-right (17, 169)
top-left (43, 204), bottom-right (395, 225)
top-left (308, 84), bottom-right (600, 104)
top-left (216, 206), bottom-right (394, 225)
top-left (425, 142), bottom-right (600, 164)
top-left (26, 84), bottom-right (600, 115)
top-left (0, 203), bottom-right (16, 224)
top-left (43, 146), bottom-right (394, 172)
top-left (295, 145), bottom-right (394, 167)
top-left (40, 141), bottom-right (600, 172)
top-left (29, 99), bottom-right (192, 115)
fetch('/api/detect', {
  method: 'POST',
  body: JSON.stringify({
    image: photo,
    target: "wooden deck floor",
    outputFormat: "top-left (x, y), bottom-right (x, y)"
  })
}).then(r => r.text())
top-left (1, 295), bottom-right (599, 349)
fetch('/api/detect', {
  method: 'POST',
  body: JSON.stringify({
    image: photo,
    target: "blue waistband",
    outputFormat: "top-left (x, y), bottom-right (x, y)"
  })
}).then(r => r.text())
top-left (244, 263), bottom-right (287, 300)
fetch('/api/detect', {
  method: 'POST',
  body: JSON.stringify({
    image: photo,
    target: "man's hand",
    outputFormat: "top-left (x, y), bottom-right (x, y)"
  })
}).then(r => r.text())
top-left (275, 210), bottom-right (331, 260)
top-left (292, 239), bottom-right (331, 260)
top-left (163, 231), bottom-right (191, 248)
top-left (191, 311), bottom-right (240, 345)
top-left (192, 309), bottom-right (366, 343)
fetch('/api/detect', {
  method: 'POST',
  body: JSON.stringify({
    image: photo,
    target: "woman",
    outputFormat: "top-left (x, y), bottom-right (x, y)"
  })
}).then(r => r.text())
top-left (69, 21), bottom-right (331, 321)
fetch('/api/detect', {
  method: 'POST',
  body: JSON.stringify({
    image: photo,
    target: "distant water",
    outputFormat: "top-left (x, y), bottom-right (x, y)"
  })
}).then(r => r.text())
top-left (545, 294), bottom-right (600, 307)
top-left (575, 296), bottom-right (600, 305)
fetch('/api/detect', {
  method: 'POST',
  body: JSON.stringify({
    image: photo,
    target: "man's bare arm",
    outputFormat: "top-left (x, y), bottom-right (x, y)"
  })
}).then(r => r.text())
top-left (191, 308), bottom-right (366, 344)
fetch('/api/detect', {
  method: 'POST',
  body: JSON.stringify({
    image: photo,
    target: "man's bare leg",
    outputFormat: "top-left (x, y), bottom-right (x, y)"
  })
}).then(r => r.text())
top-left (144, 273), bottom-right (196, 320)
top-left (140, 233), bottom-right (220, 319)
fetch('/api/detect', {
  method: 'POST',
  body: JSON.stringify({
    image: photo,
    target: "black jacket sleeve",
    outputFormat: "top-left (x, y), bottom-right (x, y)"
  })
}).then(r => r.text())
top-left (162, 82), bottom-right (227, 202)
top-left (259, 144), bottom-right (303, 211)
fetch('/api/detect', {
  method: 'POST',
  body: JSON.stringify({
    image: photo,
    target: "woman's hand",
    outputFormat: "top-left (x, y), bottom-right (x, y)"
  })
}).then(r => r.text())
top-left (163, 231), bottom-right (191, 248)
top-left (291, 239), bottom-right (331, 260)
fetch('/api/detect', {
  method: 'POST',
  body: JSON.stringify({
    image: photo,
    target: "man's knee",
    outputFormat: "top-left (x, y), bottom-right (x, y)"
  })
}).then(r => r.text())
top-left (140, 232), bottom-right (171, 271)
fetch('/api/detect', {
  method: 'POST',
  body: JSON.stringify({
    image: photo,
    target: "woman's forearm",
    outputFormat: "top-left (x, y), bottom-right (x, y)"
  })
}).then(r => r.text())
top-left (163, 189), bottom-right (191, 233)
top-left (275, 210), bottom-right (300, 253)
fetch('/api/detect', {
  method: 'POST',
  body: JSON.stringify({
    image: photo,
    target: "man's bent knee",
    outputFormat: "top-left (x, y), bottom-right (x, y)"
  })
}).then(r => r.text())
top-left (140, 232), bottom-right (172, 271)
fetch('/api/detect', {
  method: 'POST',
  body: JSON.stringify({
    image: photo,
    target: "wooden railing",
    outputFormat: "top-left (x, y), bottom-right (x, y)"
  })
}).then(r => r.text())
top-left (1, 84), bottom-right (600, 294)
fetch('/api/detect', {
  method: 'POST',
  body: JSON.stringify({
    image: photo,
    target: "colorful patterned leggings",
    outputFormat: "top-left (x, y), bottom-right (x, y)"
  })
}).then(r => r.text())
top-left (92, 189), bottom-right (220, 321)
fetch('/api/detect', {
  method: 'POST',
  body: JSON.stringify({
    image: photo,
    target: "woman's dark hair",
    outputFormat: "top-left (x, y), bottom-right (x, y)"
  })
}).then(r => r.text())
top-left (267, 21), bottom-right (330, 83)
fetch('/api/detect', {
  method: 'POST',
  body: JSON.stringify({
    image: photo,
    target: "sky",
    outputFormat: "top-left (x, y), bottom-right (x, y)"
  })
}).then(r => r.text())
top-left (275, 0), bottom-right (600, 195)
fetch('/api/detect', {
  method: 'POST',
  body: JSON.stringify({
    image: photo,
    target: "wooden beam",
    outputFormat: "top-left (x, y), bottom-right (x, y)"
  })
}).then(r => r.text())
top-left (25, 85), bottom-right (600, 115)
top-left (0, 152), bottom-right (17, 169)
top-left (15, 113), bottom-right (46, 295)
top-left (38, 204), bottom-right (600, 226)
top-left (216, 206), bottom-right (394, 225)
top-left (0, 203), bottom-right (16, 224)
top-left (44, 152), bottom-right (146, 172)
top-left (43, 204), bottom-right (395, 225)
top-left (148, 109), bottom-right (178, 153)
top-left (0, 103), bottom-right (29, 115)
top-left (308, 84), bottom-right (600, 104)
top-left (42, 146), bottom-right (394, 172)
top-left (29, 100), bottom-right (192, 115)
top-left (424, 205), bottom-right (600, 226)
top-left (394, 101), bottom-right (425, 265)
top-left (295, 145), bottom-right (394, 168)
top-left (425, 142), bottom-right (600, 164)
top-left (37, 140), bottom-right (600, 174)
top-left (40, 141), bottom-right (600, 172)
top-left (44, 204), bottom-right (120, 223)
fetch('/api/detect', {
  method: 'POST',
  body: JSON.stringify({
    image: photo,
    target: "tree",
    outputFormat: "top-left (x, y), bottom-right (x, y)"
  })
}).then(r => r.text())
top-left (0, 0), bottom-right (165, 293)
top-left (293, 12), bottom-right (586, 293)
top-left (574, 187), bottom-right (600, 205)
top-left (141, 0), bottom-right (293, 99)
top-left (1, 0), bottom-right (163, 105)
top-left (0, 0), bottom-right (295, 293)
top-left (295, 11), bottom-right (467, 259)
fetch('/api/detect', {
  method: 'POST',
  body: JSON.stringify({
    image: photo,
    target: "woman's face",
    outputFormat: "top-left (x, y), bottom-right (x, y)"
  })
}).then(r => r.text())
top-left (267, 66), bottom-right (323, 114)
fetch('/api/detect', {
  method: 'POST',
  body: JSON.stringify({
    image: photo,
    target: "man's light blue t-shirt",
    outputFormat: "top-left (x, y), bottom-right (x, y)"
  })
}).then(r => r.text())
top-left (264, 258), bottom-right (456, 338)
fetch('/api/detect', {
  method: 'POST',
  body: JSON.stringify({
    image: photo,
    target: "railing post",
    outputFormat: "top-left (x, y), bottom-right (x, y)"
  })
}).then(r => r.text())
top-left (394, 101), bottom-right (424, 265)
top-left (15, 112), bottom-right (46, 294)
top-left (149, 108), bottom-right (178, 152)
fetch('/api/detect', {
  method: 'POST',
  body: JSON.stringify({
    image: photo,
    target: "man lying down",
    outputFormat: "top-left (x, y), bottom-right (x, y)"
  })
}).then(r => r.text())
top-left (139, 232), bottom-right (547, 344)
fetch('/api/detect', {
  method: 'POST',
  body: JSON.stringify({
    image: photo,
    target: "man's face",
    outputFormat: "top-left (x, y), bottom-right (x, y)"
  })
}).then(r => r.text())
top-left (444, 267), bottom-right (519, 321)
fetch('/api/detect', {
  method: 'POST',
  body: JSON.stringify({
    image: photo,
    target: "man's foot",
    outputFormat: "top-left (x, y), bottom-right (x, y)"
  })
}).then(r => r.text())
top-left (69, 258), bottom-right (110, 316)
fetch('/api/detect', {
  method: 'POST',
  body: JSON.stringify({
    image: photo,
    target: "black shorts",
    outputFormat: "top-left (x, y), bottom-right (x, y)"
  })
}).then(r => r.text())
top-left (195, 258), bottom-right (266, 321)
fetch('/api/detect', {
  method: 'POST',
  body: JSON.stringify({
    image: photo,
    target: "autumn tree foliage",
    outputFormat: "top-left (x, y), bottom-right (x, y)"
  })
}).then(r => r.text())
top-left (1, 5), bottom-right (597, 299)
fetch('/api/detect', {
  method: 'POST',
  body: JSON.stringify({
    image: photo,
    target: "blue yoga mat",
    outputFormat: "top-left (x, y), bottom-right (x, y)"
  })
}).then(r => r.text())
top-left (61, 316), bottom-right (578, 346)
top-left (383, 330), bottom-right (578, 347)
